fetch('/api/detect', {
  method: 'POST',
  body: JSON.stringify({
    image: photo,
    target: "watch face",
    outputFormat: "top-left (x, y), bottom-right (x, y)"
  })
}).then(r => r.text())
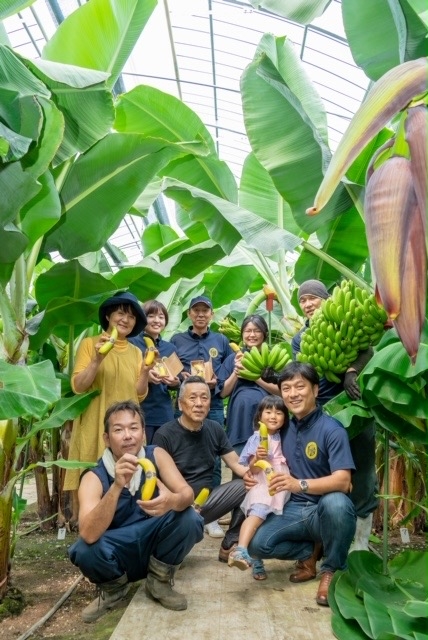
top-left (300, 480), bottom-right (308, 492)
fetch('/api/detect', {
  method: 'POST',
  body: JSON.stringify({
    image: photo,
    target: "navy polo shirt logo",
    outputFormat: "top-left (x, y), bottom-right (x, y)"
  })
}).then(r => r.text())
top-left (209, 347), bottom-right (218, 358)
top-left (305, 442), bottom-right (318, 459)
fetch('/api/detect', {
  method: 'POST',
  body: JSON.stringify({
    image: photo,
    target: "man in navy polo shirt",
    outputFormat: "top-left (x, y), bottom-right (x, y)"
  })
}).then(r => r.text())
top-left (171, 295), bottom-right (234, 539)
top-left (248, 361), bottom-right (356, 608)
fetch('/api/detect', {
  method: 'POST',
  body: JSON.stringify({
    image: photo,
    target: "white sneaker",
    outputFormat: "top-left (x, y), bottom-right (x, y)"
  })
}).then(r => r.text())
top-left (204, 521), bottom-right (225, 538)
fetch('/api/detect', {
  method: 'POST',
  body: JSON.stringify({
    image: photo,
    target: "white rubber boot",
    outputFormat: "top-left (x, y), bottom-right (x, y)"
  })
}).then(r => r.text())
top-left (349, 514), bottom-right (373, 552)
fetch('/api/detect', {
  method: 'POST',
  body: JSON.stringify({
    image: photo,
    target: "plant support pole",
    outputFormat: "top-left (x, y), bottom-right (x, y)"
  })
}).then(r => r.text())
top-left (383, 429), bottom-right (390, 575)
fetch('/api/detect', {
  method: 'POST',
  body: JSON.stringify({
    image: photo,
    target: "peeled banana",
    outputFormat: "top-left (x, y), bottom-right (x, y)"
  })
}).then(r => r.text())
top-left (193, 487), bottom-right (210, 509)
top-left (143, 336), bottom-right (156, 365)
top-left (138, 457), bottom-right (157, 500)
top-left (99, 326), bottom-right (118, 355)
top-left (297, 280), bottom-right (388, 379)
top-left (258, 421), bottom-right (269, 452)
top-left (253, 459), bottom-right (276, 496)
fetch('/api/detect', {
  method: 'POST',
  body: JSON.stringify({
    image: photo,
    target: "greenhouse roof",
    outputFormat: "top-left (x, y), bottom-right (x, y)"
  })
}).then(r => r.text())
top-left (3, 0), bottom-right (370, 266)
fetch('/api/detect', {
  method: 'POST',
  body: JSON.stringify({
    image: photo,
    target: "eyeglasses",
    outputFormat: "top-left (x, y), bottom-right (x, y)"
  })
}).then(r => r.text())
top-left (243, 329), bottom-right (263, 335)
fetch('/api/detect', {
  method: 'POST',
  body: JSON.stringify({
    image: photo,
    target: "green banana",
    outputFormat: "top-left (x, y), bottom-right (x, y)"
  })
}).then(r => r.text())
top-left (237, 368), bottom-right (261, 381)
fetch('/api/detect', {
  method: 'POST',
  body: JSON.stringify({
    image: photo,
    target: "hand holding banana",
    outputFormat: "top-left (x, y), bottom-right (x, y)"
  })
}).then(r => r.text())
top-left (98, 326), bottom-right (118, 355)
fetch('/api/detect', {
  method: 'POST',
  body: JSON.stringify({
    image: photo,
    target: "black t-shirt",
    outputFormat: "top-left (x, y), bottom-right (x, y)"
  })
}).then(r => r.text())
top-left (153, 418), bottom-right (233, 495)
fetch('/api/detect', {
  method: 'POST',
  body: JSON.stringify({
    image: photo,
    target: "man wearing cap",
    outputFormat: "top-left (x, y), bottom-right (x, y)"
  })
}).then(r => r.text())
top-left (64, 291), bottom-right (152, 494)
top-left (170, 295), bottom-right (234, 538)
top-left (292, 279), bottom-right (378, 552)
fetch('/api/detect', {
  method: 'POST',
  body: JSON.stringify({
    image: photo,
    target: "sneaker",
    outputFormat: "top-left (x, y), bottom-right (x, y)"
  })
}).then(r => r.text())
top-left (204, 521), bottom-right (225, 538)
top-left (228, 546), bottom-right (253, 571)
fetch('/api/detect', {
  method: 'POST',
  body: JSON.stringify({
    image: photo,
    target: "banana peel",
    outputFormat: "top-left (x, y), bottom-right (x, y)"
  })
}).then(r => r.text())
top-left (253, 459), bottom-right (276, 496)
top-left (138, 458), bottom-right (157, 500)
top-left (143, 336), bottom-right (156, 365)
top-left (99, 326), bottom-right (118, 354)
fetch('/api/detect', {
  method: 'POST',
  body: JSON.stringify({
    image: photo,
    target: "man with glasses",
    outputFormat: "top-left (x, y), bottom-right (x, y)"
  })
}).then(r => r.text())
top-left (171, 296), bottom-right (234, 538)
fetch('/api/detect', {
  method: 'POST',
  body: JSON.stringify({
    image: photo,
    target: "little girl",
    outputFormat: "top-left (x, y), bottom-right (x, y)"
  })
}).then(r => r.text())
top-left (228, 395), bottom-right (290, 580)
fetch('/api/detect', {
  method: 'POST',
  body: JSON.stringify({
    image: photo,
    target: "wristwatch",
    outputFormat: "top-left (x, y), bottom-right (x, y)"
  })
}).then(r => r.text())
top-left (299, 479), bottom-right (309, 493)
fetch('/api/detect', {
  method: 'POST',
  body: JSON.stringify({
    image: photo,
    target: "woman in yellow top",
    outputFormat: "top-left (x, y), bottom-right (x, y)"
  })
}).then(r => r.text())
top-left (64, 291), bottom-right (150, 491)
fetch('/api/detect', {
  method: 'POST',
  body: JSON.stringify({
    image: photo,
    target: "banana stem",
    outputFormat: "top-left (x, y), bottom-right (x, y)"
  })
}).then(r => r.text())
top-left (301, 241), bottom-right (371, 292)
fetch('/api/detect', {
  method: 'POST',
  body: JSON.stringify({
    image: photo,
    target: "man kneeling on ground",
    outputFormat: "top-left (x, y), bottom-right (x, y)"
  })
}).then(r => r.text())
top-left (69, 400), bottom-right (204, 622)
top-left (248, 362), bottom-right (356, 606)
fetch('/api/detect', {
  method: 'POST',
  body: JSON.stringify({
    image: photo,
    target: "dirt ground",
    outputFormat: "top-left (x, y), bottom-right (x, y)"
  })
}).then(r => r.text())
top-left (0, 513), bottom-right (426, 640)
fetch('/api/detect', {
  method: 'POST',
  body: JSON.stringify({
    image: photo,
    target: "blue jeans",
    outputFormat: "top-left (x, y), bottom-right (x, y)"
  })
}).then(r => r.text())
top-left (248, 492), bottom-right (356, 573)
top-left (69, 508), bottom-right (204, 584)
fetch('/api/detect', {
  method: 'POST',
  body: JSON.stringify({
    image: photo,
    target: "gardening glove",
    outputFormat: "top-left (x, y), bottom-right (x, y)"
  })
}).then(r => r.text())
top-left (260, 366), bottom-right (278, 384)
top-left (349, 348), bottom-right (373, 375)
top-left (343, 371), bottom-right (361, 400)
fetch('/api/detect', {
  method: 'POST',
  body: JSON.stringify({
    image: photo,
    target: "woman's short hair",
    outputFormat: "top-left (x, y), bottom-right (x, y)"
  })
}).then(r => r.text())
top-left (240, 314), bottom-right (269, 341)
top-left (143, 299), bottom-right (169, 326)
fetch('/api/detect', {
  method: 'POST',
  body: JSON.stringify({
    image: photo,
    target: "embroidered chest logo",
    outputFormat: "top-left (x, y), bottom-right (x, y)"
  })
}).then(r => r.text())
top-left (209, 347), bottom-right (218, 358)
top-left (305, 442), bottom-right (318, 459)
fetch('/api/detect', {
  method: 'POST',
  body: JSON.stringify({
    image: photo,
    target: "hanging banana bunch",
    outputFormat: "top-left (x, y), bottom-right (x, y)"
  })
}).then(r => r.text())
top-left (238, 342), bottom-right (292, 380)
top-left (297, 280), bottom-right (387, 382)
top-left (218, 316), bottom-right (242, 343)
top-left (306, 58), bottom-right (427, 363)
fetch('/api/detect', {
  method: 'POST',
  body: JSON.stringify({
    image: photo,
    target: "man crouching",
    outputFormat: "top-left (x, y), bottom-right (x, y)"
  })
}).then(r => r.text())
top-left (69, 400), bottom-right (204, 622)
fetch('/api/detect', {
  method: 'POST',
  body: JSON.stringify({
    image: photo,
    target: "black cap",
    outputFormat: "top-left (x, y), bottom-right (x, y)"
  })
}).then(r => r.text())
top-left (189, 295), bottom-right (213, 309)
top-left (98, 292), bottom-right (146, 337)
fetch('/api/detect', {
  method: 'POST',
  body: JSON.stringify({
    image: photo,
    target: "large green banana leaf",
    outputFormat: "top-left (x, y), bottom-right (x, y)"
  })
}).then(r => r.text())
top-left (239, 152), bottom-right (303, 237)
top-left (26, 58), bottom-right (114, 164)
top-left (342, 0), bottom-right (428, 81)
top-left (115, 85), bottom-right (217, 156)
top-left (162, 177), bottom-right (302, 256)
top-left (0, 360), bottom-right (61, 419)
top-left (241, 34), bottom-right (354, 233)
top-left (42, 0), bottom-right (157, 91)
top-left (294, 207), bottom-right (368, 285)
top-left (0, 224), bottom-right (28, 264)
top-left (325, 327), bottom-right (428, 443)
top-left (342, 0), bottom-right (406, 81)
top-left (20, 171), bottom-right (61, 250)
top-left (330, 551), bottom-right (428, 640)
top-left (44, 134), bottom-right (207, 259)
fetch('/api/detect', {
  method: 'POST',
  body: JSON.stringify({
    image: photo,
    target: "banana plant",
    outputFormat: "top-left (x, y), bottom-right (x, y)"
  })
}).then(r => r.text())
top-left (0, 359), bottom-right (96, 598)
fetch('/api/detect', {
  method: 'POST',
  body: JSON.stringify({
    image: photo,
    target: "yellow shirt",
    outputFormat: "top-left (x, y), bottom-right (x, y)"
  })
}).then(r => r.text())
top-left (64, 337), bottom-right (144, 491)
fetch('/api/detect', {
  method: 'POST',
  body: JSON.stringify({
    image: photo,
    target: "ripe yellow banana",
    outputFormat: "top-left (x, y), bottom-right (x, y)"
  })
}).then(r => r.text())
top-left (99, 326), bottom-right (118, 354)
top-left (193, 487), bottom-right (210, 509)
top-left (253, 459), bottom-right (276, 496)
top-left (138, 458), bottom-right (158, 500)
top-left (258, 421), bottom-right (269, 453)
top-left (143, 336), bottom-right (156, 365)
top-left (229, 342), bottom-right (242, 353)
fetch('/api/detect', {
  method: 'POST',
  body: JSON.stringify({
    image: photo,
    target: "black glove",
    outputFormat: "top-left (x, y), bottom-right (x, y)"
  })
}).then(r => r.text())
top-left (260, 366), bottom-right (278, 384)
top-left (343, 371), bottom-right (361, 400)
top-left (350, 348), bottom-right (373, 375)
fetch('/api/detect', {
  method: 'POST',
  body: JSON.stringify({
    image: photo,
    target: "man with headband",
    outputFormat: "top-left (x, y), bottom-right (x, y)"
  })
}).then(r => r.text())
top-left (292, 279), bottom-right (378, 552)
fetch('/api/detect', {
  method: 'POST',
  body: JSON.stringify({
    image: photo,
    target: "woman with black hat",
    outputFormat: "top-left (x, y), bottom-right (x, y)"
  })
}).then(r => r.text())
top-left (64, 291), bottom-right (151, 492)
